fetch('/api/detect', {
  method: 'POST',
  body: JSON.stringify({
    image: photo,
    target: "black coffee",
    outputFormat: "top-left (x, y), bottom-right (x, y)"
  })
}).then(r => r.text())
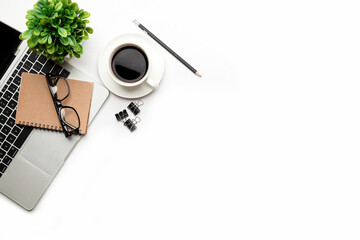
top-left (111, 46), bottom-right (148, 83)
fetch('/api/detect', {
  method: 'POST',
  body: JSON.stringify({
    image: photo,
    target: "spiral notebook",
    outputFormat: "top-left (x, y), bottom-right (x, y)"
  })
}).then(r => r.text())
top-left (15, 73), bottom-right (93, 134)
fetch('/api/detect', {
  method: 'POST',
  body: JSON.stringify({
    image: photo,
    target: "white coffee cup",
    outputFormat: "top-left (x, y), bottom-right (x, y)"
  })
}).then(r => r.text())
top-left (107, 43), bottom-right (158, 88)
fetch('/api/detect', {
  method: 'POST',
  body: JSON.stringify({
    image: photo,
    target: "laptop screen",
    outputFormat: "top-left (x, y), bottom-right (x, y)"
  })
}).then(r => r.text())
top-left (0, 21), bottom-right (22, 80)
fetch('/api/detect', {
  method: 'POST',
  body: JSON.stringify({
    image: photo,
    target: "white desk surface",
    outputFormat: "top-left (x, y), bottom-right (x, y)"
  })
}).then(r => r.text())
top-left (1, 0), bottom-right (360, 239)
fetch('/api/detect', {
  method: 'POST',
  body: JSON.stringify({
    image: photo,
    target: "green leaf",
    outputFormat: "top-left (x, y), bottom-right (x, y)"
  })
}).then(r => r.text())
top-left (58, 27), bottom-right (67, 37)
top-left (85, 27), bottom-right (93, 34)
top-left (25, 15), bottom-right (36, 20)
top-left (40, 18), bottom-right (49, 25)
top-left (51, 21), bottom-right (58, 28)
top-left (37, 0), bottom-right (45, 8)
top-left (28, 36), bottom-right (39, 48)
top-left (57, 46), bottom-right (64, 55)
top-left (68, 35), bottom-right (76, 47)
top-left (73, 51), bottom-right (80, 58)
top-left (26, 10), bottom-right (35, 16)
top-left (78, 22), bottom-right (85, 28)
top-left (79, 11), bottom-right (90, 19)
top-left (51, 12), bottom-right (58, 19)
top-left (34, 6), bottom-right (41, 14)
top-left (64, 25), bottom-right (71, 32)
top-left (55, 2), bottom-right (63, 11)
top-left (47, 35), bottom-right (52, 44)
top-left (38, 14), bottom-right (47, 19)
top-left (33, 27), bottom-right (42, 36)
top-left (78, 44), bottom-right (83, 54)
top-left (58, 55), bottom-right (64, 63)
top-left (74, 43), bottom-right (81, 53)
top-left (26, 21), bottom-right (36, 29)
top-left (40, 31), bottom-right (48, 36)
top-left (20, 30), bottom-right (33, 40)
top-left (33, 18), bottom-right (40, 24)
top-left (65, 18), bottom-right (73, 24)
top-left (59, 36), bottom-right (69, 45)
top-left (69, 2), bottom-right (78, 11)
top-left (65, 14), bottom-right (74, 19)
top-left (46, 40), bottom-right (55, 49)
top-left (39, 36), bottom-right (48, 44)
top-left (48, 2), bottom-right (54, 11)
top-left (47, 45), bottom-right (56, 54)
top-left (43, 27), bottom-right (51, 33)
top-left (83, 31), bottom-right (89, 40)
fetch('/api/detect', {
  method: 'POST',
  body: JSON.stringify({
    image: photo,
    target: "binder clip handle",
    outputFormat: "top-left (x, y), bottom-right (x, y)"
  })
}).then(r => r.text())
top-left (136, 99), bottom-right (144, 107)
top-left (133, 116), bottom-right (141, 124)
top-left (127, 99), bottom-right (144, 116)
top-left (124, 116), bottom-right (141, 132)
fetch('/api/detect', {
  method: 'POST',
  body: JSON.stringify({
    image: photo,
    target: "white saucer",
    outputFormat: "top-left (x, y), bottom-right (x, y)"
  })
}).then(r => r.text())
top-left (98, 33), bottom-right (165, 99)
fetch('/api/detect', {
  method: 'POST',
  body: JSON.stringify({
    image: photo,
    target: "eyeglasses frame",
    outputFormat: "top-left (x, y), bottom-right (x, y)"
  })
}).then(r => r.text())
top-left (46, 73), bottom-right (80, 138)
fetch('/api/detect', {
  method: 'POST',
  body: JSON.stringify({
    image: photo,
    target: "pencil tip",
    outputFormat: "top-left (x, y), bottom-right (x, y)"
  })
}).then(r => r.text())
top-left (133, 19), bottom-right (140, 26)
top-left (196, 72), bottom-right (202, 77)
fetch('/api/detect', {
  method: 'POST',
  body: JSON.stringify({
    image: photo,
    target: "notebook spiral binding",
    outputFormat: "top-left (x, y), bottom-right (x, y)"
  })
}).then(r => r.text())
top-left (18, 120), bottom-right (82, 133)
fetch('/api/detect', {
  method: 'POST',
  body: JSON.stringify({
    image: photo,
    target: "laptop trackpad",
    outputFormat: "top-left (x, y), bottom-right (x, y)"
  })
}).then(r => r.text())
top-left (19, 129), bottom-right (81, 176)
top-left (0, 154), bottom-right (51, 210)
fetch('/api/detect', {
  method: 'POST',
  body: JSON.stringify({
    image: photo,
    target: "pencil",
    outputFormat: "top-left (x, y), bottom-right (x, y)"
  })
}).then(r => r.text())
top-left (133, 19), bottom-right (201, 77)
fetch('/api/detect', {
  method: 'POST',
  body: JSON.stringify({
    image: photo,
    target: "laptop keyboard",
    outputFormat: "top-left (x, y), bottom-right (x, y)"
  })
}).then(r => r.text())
top-left (0, 49), bottom-right (70, 178)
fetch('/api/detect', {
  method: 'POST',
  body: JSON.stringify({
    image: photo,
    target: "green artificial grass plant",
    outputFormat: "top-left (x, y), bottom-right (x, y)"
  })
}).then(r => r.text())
top-left (19, 0), bottom-right (93, 63)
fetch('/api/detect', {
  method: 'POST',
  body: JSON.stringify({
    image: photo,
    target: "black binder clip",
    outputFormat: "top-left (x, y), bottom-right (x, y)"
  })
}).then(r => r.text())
top-left (124, 116), bottom-right (141, 132)
top-left (127, 100), bottom-right (144, 116)
top-left (115, 109), bottom-right (129, 122)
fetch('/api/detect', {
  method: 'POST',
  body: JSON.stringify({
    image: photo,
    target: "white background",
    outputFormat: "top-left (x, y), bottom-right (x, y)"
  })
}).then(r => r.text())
top-left (1, 0), bottom-right (360, 239)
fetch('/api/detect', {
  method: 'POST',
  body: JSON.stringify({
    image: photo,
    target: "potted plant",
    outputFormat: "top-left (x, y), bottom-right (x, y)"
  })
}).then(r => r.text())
top-left (19, 0), bottom-right (93, 63)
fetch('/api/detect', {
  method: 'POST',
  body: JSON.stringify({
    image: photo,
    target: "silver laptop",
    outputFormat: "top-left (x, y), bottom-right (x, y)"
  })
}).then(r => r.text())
top-left (0, 21), bottom-right (109, 210)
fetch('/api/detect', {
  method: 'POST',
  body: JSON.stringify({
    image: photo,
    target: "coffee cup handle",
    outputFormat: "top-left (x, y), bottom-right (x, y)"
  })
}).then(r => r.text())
top-left (146, 77), bottom-right (158, 89)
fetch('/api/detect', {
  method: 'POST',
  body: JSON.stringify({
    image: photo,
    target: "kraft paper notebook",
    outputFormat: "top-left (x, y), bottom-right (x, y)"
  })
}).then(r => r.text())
top-left (16, 73), bottom-right (93, 134)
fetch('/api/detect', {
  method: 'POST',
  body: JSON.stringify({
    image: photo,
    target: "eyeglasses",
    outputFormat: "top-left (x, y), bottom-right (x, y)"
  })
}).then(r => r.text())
top-left (46, 73), bottom-right (80, 137)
